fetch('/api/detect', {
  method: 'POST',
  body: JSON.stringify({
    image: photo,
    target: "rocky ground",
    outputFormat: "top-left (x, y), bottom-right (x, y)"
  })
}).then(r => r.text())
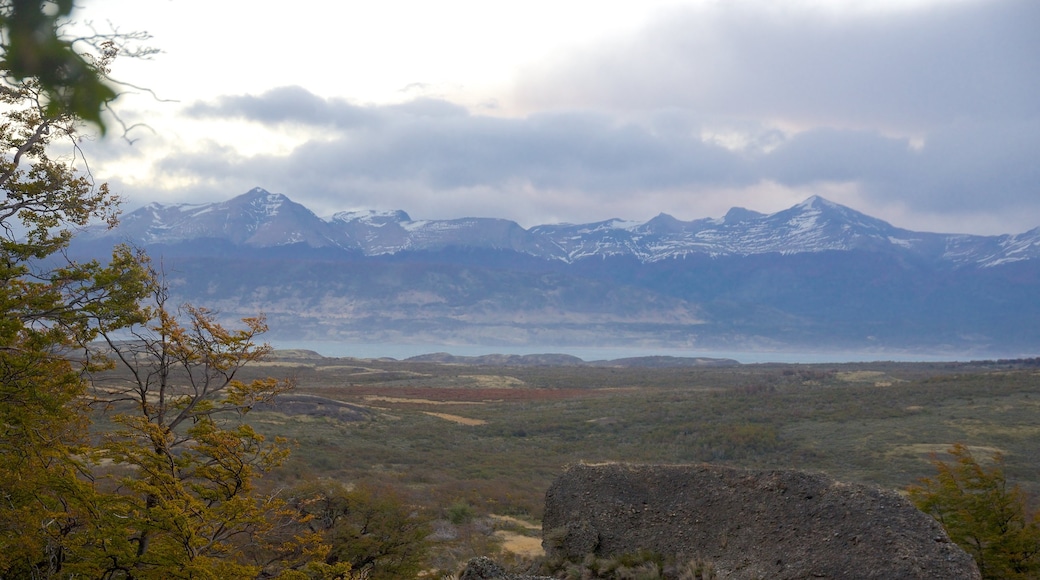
top-left (540, 463), bottom-right (980, 579)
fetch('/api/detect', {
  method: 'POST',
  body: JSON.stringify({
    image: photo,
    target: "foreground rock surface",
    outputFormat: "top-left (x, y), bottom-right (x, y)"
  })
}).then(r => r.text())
top-left (542, 463), bottom-right (980, 579)
top-left (459, 556), bottom-right (552, 579)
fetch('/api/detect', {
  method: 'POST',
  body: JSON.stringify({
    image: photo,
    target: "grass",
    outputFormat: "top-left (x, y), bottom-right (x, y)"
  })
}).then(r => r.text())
top-left (263, 358), bottom-right (1035, 501)
top-left (88, 353), bottom-right (1040, 572)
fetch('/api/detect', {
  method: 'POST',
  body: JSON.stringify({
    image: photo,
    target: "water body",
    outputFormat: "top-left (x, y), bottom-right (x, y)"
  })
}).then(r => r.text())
top-left (271, 341), bottom-right (970, 364)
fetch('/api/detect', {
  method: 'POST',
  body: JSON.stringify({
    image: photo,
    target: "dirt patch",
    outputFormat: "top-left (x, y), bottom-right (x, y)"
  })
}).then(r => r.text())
top-left (460, 374), bottom-right (527, 388)
top-left (364, 395), bottom-right (484, 406)
top-left (314, 365), bottom-right (381, 372)
top-left (837, 370), bottom-right (887, 381)
top-left (307, 385), bottom-right (606, 403)
top-left (490, 514), bottom-right (540, 531)
top-left (423, 412), bottom-right (487, 426)
top-left (319, 366), bottom-right (430, 378)
top-left (246, 361), bottom-right (316, 368)
top-left (837, 370), bottom-right (900, 386)
top-left (494, 531), bottom-right (543, 558)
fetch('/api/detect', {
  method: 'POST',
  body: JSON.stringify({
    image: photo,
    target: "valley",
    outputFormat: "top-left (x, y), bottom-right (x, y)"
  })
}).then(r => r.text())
top-left (126, 351), bottom-right (1040, 571)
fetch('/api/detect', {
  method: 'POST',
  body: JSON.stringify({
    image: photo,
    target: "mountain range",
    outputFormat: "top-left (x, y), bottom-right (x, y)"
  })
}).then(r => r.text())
top-left (87, 187), bottom-right (1040, 266)
top-left (72, 187), bottom-right (1040, 357)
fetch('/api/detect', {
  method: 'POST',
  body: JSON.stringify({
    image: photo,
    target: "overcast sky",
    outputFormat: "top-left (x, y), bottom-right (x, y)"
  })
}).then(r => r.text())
top-left (76, 0), bottom-right (1039, 235)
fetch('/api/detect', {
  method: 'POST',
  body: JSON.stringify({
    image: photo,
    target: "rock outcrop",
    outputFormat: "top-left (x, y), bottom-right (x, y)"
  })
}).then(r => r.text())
top-left (542, 463), bottom-right (980, 579)
top-left (459, 556), bottom-right (552, 580)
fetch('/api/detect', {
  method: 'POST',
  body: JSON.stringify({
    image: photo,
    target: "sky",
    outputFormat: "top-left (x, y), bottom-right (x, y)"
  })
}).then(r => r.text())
top-left (74, 0), bottom-right (1040, 235)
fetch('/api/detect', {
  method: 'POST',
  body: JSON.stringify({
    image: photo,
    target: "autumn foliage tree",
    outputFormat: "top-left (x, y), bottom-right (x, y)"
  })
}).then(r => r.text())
top-left (908, 444), bottom-right (1040, 579)
top-left (0, 19), bottom-right (152, 576)
top-left (291, 481), bottom-right (431, 580)
top-left (81, 275), bottom-right (341, 578)
top-left (0, 4), bottom-right (340, 577)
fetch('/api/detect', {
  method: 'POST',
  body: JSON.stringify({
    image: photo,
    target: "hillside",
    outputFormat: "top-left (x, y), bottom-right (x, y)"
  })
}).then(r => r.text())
top-left (71, 188), bottom-right (1040, 356)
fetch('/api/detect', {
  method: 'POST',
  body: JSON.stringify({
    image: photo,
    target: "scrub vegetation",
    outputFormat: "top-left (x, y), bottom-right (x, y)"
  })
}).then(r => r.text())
top-left (3, 1), bottom-right (1039, 577)
top-left (210, 352), bottom-right (1040, 575)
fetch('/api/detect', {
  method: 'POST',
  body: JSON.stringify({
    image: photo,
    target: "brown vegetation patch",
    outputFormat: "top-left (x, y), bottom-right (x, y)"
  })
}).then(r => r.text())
top-left (364, 396), bottom-right (484, 406)
top-left (836, 370), bottom-right (901, 386)
top-left (318, 366), bottom-right (430, 378)
top-left (489, 515), bottom-right (544, 558)
top-left (889, 443), bottom-right (1006, 460)
top-left (837, 370), bottom-right (887, 382)
top-left (253, 394), bottom-right (370, 422)
top-left (246, 361), bottom-right (316, 368)
top-left (423, 412), bottom-right (487, 426)
top-left (459, 374), bottom-right (526, 388)
top-left (306, 385), bottom-right (600, 403)
top-left (490, 515), bottom-right (540, 531)
top-left (494, 531), bottom-right (544, 558)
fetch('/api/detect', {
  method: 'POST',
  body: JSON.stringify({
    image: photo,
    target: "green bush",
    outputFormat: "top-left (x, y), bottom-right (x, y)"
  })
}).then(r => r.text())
top-left (447, 500), bottom-right (476, 525)
top-left (908, 444), bottom-right (1040, 579)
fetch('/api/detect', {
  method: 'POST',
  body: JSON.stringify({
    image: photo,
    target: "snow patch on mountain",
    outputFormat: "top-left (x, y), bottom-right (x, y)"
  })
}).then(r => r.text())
top-left (80, 188), bottom-right (1039, 268)
top-left (331, 209), bottom-right (412, 225)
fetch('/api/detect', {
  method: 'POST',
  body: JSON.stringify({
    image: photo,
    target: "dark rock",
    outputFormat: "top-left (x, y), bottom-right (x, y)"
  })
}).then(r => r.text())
top-left (542, 463), bottom-right (980, 579)
top-left (458, 556), bottom-right (552, 580)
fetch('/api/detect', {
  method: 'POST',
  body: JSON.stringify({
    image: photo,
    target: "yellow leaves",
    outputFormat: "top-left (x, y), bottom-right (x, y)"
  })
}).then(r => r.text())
top-left (0, 70), bottom-right (152, 574)
top-left (77, 273), bottom-right (325, 576)
top-left (0, 7), bottom-right (313, 573)
top-left (3, 224), bottom-right (325, 576)
top-left (273, 558), bottom-right (354, 580)
top-left (226, 376), bottom-right (296, 409)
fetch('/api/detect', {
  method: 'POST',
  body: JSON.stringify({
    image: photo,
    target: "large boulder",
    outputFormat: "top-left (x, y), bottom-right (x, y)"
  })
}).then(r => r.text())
top-left (542, 463), bottom-right (980, 579)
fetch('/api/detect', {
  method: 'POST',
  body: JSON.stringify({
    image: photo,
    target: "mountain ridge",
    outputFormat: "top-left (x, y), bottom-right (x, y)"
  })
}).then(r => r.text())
top-left (84, 187), bottom-right (1040, 268)
top-left (70, 187), bottom-right (1040, 355)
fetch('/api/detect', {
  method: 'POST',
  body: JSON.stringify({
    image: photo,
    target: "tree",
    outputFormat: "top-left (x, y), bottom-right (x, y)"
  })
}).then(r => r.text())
top-left (292, 481), bottom-right (432, 580)
top-left (76, 272), bottom-right (339, 578)
top-left (908, 443), bottom-right (1040, 579)
top-left (2, 0), bottom-right (115, 128)
top-left (0, 5), bottom-right (336, 576)
top-left (0, 15), bottom-right (152, 572)
top-left (0, 245), bottom-right (147, 577)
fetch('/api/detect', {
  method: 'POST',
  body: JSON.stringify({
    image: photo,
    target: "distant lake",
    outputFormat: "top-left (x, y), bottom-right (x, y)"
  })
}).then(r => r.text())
top-left (270, 341), bottom-right (974, 364)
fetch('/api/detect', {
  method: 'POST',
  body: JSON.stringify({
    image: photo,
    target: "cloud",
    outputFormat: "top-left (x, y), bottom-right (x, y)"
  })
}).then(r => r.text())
top-left (186, 86), bottom-right (378, 128)
top-left (184, 91), bottom-right (753, 194)
top-left (99, 0), bottom-right (1040, 235)
top-left (173, 85), bottom-right (1040, 226)
top-left (513, 0), bottom-right (1040, 130)
top-left (186, 86), bottom-right (473, 129)
top-left (756, 117), bottom-right (1040, 214)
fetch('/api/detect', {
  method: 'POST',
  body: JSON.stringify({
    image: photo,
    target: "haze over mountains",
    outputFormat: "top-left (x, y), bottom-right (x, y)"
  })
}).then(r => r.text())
top-left (73, 188), bottom-right (1040, 357)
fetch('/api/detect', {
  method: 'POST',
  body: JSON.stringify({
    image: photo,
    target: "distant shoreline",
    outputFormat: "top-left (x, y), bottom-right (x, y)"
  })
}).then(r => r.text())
top-left (270, 340), bottom-right (991, 365)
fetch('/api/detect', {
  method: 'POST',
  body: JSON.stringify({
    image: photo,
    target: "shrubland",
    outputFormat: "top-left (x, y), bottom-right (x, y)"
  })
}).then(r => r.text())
top-left (2, 2), bottom-right (1038, 576)
top-left (207, 353), bottom-right (1040, 576)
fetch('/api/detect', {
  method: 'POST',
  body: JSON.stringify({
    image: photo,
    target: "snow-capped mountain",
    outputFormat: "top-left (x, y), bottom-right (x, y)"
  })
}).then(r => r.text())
top-left (85, 188), bottom-right (1040, 268)
top-left (328, 210), bottom-right (560, 257)
top-left (71, 188), bottom-right (1040, 355)
top-left (101, 188), bottom-right (342, 248)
